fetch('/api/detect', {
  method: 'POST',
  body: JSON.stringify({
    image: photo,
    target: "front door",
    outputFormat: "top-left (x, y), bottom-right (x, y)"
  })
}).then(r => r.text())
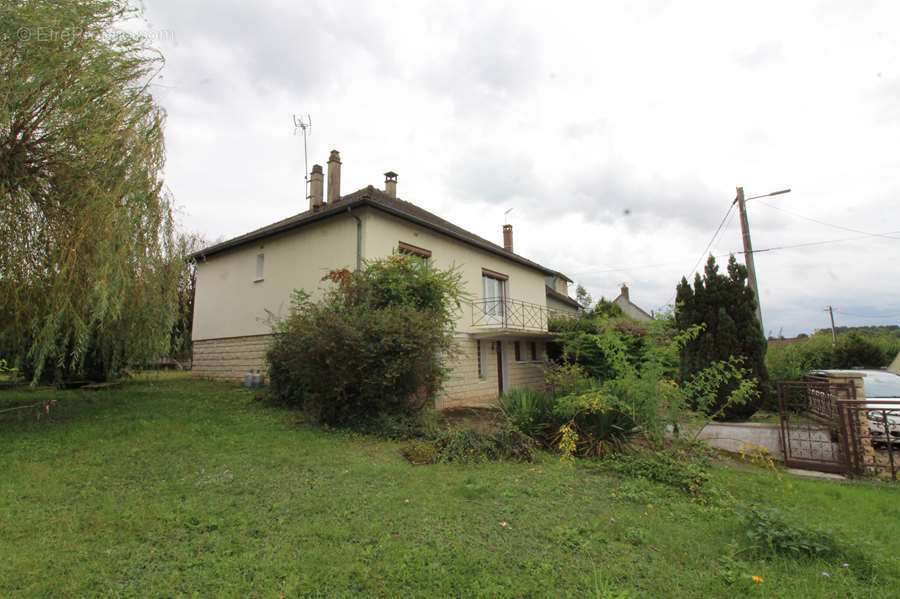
top-left (496, 341), bottom-right (504, 395)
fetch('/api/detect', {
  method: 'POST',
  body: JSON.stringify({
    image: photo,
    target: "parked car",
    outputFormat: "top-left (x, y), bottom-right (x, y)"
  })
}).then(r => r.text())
top-left (811, 369), bottom-right (900, 447)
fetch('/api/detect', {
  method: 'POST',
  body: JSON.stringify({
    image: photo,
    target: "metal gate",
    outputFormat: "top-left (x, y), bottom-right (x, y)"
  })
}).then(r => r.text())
top-left (777, 380), bottom-right (853, 474)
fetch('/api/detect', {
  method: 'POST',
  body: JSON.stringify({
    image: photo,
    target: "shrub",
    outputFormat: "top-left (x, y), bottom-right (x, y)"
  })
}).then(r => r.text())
top-left (833, 333), bottom-right (888, 369)
top-left (499, 388), bottom-right (555, 441)
top-left (400, 440), bottom-right (440, 465)
top-left (266, 256), bottom-right (463, 427)
top-left (766, 329), bottom-right (900, 383)
top-left (353, 410), bottom-right (443, 441)
top-left (741, 506), bottom-right (840, 559)
top-left (553, 391), bottom-right (638, 459)
top-left (433, 426), bottom-right (536, 464)
top-left (610, 450), bottom-right (710, 497)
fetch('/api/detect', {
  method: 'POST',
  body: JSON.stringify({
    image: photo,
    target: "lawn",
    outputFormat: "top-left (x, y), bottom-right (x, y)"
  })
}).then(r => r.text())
top-left (2, 376), bottom-right (899, 597)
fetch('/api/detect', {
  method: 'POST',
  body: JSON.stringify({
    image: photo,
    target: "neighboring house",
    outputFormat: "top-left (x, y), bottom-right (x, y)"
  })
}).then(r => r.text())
top-left (612, 284), bottom-right (653, 322)
top-left (190, 150), bottom-right (573, 409)
top-left (545, 271), bottom-right (581, 317)
top-left (889, 352), bottom-right (900, 375)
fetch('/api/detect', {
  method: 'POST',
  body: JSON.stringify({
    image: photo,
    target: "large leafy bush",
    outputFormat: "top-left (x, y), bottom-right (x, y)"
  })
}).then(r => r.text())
top-left (267, 256), bottom-right (463, 426)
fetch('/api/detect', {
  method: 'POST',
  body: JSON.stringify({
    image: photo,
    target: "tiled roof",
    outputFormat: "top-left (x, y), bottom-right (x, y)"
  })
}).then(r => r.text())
top-left (191, 186), bottom-right (563, 277)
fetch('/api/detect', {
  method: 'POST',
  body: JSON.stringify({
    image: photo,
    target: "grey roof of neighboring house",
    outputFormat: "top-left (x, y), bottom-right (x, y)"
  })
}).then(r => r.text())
top-left (191, 185), bottom-right (564, 277)
top-left (545, 285), bottom-right (581, 309)
top-left (613, 293), bottom-right (653, 320)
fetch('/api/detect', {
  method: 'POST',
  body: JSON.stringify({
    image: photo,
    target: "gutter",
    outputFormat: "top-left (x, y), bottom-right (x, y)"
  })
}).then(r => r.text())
top-left (347, 206), bottom-right (362, 271)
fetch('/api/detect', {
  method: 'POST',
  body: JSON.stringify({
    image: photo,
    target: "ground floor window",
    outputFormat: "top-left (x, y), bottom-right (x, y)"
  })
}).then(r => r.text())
top-left (476, 340), bottom-right (484, 378)
top-left (530, 341), bottom-right (538, 361)
top-left (514, 341), bottom-right (522, 361)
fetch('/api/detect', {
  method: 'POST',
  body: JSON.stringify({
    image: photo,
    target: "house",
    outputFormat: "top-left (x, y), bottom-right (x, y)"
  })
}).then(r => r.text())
top-left (545, 271), bottom-right (582, 317)
top-left (190, 150), bottom-right (575, 409)
top-left (612, 284), bottom-right (653, 322)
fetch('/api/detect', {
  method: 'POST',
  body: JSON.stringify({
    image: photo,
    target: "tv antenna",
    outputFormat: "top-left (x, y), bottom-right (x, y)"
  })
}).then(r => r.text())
top-left (504, 207), bottom-right (514, 224)
top-left (292, 113), bottom-right (312, 199)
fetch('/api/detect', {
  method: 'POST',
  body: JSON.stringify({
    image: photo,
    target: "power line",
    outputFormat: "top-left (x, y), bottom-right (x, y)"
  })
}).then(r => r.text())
top-left (754, 199), bottom-right (900, 241)
top-left (654, 203), bottom-right (736, 310)
top-left (745, 230), bottom-right (900, 254)
top-left (834, 310), bottom-right (900, 319)
top-left (571, 227), bottom-right (900, 277)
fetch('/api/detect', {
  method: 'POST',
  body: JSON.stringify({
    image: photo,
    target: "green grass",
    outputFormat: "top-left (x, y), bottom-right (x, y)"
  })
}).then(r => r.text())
top-left (2, 378), bottom-right (899, 597)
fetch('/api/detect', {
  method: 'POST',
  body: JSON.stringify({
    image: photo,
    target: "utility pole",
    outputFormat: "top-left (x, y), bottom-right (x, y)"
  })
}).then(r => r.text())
top-left (735, 186), bottom-right (764, 335)
top-left (734, 186), bottom-right (791, 337)
top-left (825, 305), bottom-right (837, 347)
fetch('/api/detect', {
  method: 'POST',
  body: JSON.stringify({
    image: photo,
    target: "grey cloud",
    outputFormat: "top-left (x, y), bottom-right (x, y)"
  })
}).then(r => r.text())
top-left (735, 42), bottom-right (783, 70)
top-left (448, 150), bottom-right (731, 233)
top-left (421, 10), bottom-right (542, 114)
top-left (145, 0), bottom-right (393, 98)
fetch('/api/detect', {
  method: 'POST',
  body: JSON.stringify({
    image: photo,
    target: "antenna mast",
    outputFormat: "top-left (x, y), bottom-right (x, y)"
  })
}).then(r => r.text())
top-left (292, 113), bottom-right (312, 200)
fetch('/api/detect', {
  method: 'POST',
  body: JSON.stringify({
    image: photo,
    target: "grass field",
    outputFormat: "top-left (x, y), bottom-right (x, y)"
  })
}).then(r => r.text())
top-left (2, 376), bottom-right (899, 597)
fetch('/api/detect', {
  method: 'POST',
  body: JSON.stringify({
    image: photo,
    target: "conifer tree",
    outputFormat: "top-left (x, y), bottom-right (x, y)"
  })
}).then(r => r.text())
top-left (675, 255), bottom-right (769, 419)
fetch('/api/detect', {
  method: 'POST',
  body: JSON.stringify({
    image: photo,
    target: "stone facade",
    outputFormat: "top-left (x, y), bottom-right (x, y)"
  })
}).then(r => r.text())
top-left (192, 335), bottom-right (272, 380)
top-left (194, 333), bottom-right (549, 410)
top-left (436, 336), bottom-right (548, 410)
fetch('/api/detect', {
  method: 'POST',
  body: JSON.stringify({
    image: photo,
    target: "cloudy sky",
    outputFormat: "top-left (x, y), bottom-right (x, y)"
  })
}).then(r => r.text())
top-left (138, 0), bottom-right (898, 336)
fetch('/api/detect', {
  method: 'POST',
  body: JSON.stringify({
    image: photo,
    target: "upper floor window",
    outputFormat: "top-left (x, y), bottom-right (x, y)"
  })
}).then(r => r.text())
top-left (255, 253), bottom-right (264, 282)
top-left (481, 269), bottom-right (508, 326)
top-left (398, 241), bottom-right (431, 263)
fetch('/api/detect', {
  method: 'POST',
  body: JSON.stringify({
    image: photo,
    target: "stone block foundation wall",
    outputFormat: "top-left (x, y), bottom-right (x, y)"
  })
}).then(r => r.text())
top-left (436, 336), bottom-right (548, 411)
top-left (193, 333), bottom-right (549, 409)
top-left (437, 336), bottom-right (502, 410)
top-left (192, 335), bottom-right (272, 380)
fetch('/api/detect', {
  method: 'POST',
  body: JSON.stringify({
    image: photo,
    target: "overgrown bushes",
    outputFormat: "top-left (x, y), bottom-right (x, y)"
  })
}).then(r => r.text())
top-left (267, 256), bottom-right (463, 427)
top-left (767, 330), bottom-right (900, 382)
top-left (399, 425), bottom-right (536, 464)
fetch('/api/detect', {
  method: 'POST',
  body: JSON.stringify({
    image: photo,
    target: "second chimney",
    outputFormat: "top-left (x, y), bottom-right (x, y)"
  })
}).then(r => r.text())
top-left (309, 164), bottom-right (324, 210)
top-left (620, 284), bottom-right (630, 301)
top-left (384, 171), bottom-right (398, 198)
top-left (327, 150), bottom-right (341, 203)
top-left (502, 224), bottom-right (513, 252)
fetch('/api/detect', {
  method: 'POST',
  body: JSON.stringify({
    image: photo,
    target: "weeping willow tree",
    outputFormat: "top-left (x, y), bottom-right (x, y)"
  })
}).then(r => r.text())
top-left (0, 1), bottom-right (179, 381)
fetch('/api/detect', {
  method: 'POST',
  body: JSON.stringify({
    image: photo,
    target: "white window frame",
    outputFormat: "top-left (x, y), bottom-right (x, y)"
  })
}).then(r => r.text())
top-left (254, 253), bottom-right (264, 282)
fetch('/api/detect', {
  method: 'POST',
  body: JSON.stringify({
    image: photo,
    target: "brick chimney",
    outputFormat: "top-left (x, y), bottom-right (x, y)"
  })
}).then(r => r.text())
top-left (384, 171), bottom-right (397, 198)
top-left (620, 283), bottom-right (629, 301)
top-left (309, 164), bottom-right (324, 210)
top-left (327, 150), bottom-right (341, 203)
top-left (502, 224), bottom-right (513, 252)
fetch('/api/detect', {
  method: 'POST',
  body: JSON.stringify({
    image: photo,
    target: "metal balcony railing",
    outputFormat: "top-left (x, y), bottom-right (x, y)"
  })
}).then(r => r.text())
top-left (472, 297), bottom-right (550, 331)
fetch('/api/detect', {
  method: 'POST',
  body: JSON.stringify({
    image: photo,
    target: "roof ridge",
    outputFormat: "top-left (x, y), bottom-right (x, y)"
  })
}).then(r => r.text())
top-left (191, 185), bottom-right (569, 281)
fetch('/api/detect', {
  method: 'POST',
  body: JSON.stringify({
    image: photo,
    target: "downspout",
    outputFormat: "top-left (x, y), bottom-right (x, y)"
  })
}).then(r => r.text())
top-left (346, 206), bottom-right (362, 271)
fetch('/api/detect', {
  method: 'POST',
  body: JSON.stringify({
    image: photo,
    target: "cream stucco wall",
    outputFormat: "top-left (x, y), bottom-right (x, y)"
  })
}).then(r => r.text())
top-left (192, 214), bottom-right (358, 340)
top-left (547, 294), bottom-right (579, 317)
top-left (361, 210), bottom-right (549, 333)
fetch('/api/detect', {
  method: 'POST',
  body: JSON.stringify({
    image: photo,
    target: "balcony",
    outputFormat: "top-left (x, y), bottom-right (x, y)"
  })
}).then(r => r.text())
top-left (471, 297), bottom-right (551, 332)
